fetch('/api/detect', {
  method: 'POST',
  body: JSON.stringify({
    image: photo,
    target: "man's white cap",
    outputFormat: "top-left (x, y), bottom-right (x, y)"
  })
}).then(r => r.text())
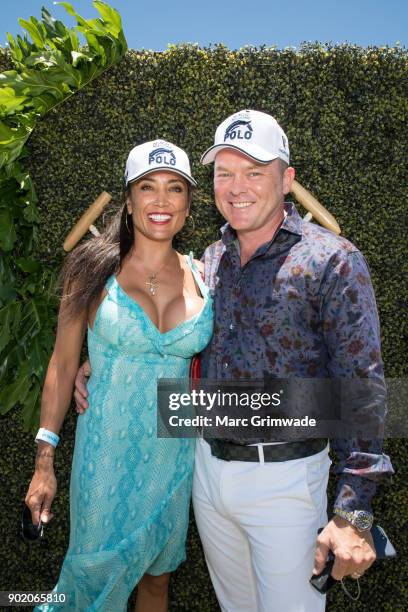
top-left (125, 139), bottom-right (197, 187)
top-left (200, 109), bottom-right (289, 165)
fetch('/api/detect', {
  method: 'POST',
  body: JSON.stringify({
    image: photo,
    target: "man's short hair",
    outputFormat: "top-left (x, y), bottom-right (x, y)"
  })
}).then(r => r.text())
top-left (279, 159), bottom-right (289, 175)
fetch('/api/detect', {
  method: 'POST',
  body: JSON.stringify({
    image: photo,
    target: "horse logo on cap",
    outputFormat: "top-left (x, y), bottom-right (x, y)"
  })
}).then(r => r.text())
top-left (224, 120), bottom-right (253, 142)
top-left (149, 148), bottom-right (176, 166)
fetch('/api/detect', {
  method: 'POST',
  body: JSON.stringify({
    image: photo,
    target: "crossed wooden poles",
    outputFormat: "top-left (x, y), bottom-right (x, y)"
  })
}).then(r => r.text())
top-left (63, 180), bottom-right (340, 252)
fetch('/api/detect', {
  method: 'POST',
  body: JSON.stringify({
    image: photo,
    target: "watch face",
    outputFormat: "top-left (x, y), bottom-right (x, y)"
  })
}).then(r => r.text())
top-left (354, 511), bottom-right (373, 531)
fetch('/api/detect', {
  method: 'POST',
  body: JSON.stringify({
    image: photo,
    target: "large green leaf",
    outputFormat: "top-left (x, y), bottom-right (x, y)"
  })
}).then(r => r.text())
top-left (18, 17), bottom-right (47, 48)
top-left (21, 196), bottom-right (40, 223)
top-left (77, 29), bottom-right (106, 62)
top-left (68, 29), bottom-right (80, 51)
top-left (0, 138), bottom-right (31, 168)
top-left (25, 50), bottom-right (83, 88)
top-left (11, 301), bottom-right (22, 336)
top-left (0, 179), bottom-right (21, 205)
top-left (21, 382), bottom-right (41, 431)
top-left (71, 50), bottom-right (94, 66)
top-left (93, 1), bottom-right (124, 38)
top-left (18, 299), bottom-right (41, 340)
top-left (56, 2), bottom-right (89, 28)
top-left (41, 7), bottom-right (71, 42)
top-left (6, 33), bottom-right (23, 63)
top-left (0, 283), bottom-right (17, 303)
top-left (0, 305), bottom-right (12, 353)
top-left (0, 257), bottom-right (16, 304)
top-left (6, 32), bottom-right (36, 66)
top-left (0, 302), bottom-right (21, 353)
top-left (0, 116), bottom-right (34, 167)
top-left (57, 0), bottom-right (126, 58)
top-left (16, 258), bottom-right (41, 273)
top-left (14, 69), bottom-right (69, 100)
top-left (0, 208), bottom-right (17, 250)
top-left (31, 92), bottom-right (60, 114)
top-left (24, 51), bottom-right (62, 68)
top-left (27, 336), bottom-right (46, 377)
top-left (0, 119), bottom-right (31, 145)
top-left (0, 87), bottom-right (28, 115)
top-left (0, 360), bottom-right (32, 415)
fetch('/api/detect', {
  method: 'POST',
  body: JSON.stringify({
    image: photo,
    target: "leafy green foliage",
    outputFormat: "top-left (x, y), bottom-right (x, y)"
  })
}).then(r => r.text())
top-left (0, 2), bottom-right (127, 428)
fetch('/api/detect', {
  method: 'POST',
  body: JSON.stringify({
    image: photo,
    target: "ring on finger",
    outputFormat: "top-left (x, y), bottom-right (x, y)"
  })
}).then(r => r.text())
top-left (351, 571), bottom-right (363, 579)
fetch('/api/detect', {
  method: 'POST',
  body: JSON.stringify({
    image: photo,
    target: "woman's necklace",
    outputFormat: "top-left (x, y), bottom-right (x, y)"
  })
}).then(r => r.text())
top-left (145, 268), bottom-right (163, 296)
top-left (138, 252), bottom-right (176, 296)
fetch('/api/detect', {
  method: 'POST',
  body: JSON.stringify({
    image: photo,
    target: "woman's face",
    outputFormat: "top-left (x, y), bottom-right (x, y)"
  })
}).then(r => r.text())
top-left (126, 170), bottom-right (190, 242)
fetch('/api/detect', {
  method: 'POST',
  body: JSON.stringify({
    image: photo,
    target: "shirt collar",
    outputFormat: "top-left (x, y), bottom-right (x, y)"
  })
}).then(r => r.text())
top-left (220, 201), bottom-right (303, 248)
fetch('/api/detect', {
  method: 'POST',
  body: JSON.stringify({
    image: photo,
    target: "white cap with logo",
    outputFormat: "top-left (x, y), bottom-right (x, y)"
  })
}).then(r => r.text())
top-left (200, 109), bottom-right (289, 165)
top-left (125, 139), bottom-right (197, 187)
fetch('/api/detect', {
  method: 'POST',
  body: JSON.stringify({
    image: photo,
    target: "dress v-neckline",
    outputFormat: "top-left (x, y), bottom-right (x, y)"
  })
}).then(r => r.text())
top-left (112, 276), bottom-right (210, 337)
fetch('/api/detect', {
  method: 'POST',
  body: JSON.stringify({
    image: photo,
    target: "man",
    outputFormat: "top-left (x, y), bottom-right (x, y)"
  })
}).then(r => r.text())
top-left (75, 110), bottom-right (393, 611)
top-left (191, 110), bottom-right (393, 611)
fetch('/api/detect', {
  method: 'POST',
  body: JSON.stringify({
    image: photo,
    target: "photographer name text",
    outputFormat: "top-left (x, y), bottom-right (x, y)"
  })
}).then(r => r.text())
top-left (168, 415), bottom-right (317, 427)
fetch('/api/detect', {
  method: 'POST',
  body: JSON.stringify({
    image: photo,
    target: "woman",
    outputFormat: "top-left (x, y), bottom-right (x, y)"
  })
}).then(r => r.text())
top-left (26, 140), bottom-right (214, 612)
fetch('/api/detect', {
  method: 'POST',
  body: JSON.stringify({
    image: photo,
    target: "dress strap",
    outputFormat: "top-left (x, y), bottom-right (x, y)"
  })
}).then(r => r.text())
top-left (104, 274), bottom-right (116, 293)
top-left (185, 252), bottom-right (209, 298)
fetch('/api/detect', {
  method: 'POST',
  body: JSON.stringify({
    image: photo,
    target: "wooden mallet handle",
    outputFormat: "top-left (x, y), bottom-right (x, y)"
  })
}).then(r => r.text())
top-left (62, 183), bottom-right (339, 252)
top-left (63, 191), bottom-right (112, 252)
top-left (290, 180), bottom-right (341, 235)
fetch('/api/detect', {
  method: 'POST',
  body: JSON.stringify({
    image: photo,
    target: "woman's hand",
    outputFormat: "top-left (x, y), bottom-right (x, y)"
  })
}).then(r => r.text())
top-left (74, 360), bottom-right (91, 414)
top-left (25, 448), bottom-right (57, 525)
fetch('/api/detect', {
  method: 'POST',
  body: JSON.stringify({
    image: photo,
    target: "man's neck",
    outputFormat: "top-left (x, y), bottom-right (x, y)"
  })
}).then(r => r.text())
top-left (237, 210), bottom-right (285, 266)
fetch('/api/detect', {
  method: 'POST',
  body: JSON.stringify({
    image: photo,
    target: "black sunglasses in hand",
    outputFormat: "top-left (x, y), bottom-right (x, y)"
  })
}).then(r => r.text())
top-left (21, 504), bottom-right (44, 542)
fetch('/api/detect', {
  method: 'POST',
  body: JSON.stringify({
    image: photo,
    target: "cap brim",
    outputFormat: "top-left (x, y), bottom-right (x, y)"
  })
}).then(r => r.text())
top-left (127, 166), bottom-right (197, 187)
top-left (200, 143), bottom-right (280, 165)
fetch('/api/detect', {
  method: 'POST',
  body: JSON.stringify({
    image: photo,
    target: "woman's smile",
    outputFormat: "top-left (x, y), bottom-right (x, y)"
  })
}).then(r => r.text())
top-left (147, 212), bottom-right (173, 224)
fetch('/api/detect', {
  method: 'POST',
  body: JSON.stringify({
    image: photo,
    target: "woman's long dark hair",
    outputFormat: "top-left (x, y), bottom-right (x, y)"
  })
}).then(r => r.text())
top-left (60, 182), bottom-right (193, 320)
top-left (60, 193), bottom-right (133, 320)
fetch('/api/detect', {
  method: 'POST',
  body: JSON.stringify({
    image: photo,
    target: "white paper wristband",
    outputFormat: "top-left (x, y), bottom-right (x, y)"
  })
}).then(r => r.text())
top-left (35, 428), bottom-right (60, 448)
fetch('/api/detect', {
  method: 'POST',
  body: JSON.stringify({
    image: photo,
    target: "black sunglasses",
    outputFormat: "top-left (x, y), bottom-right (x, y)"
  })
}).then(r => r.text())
top-left (21, 504), bottom-right (44, 542)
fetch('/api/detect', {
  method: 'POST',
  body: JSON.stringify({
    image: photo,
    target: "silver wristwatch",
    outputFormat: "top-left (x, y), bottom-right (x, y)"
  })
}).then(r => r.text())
top-left (333, 508), bottom-right (374, 532)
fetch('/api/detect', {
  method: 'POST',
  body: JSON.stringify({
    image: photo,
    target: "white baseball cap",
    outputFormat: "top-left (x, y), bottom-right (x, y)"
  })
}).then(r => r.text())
top-left (125, 139), bottom-right (197, 187)
top-left (200, 109), bottom-right (289, 165)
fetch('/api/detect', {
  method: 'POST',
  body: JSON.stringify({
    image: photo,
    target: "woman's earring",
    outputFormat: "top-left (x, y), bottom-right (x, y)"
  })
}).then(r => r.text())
top-left (125, 213), bottom-right (132, 234)
top-left (183, 214), bottom-right (195, 237)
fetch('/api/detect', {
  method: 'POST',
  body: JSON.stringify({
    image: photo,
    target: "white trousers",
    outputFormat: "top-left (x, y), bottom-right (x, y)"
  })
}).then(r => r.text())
top-left (192, 439), bottom-right (331, 612)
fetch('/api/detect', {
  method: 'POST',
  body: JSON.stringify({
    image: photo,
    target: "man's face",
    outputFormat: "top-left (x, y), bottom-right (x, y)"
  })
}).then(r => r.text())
top-left (213, 149), bottom-right (294, 237)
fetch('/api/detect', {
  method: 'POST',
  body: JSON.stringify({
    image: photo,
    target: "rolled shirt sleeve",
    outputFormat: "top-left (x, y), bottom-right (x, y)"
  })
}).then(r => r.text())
top-left (320, 250), bottom-right (394, 512)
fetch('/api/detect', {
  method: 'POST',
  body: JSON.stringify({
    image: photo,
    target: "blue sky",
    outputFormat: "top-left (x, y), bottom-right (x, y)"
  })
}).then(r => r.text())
top-left (0, 0), bottom-right (406, 50)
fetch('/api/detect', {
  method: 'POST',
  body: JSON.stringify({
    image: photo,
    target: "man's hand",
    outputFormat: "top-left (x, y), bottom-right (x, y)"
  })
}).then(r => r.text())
top-left (74, 360), bottom-right (91, 414)
top-left (313, 515), bottom-right (376, 580)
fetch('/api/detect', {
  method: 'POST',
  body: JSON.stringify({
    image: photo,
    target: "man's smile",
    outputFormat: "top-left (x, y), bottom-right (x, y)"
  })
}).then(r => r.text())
top-left (230, 201), bottom-right (254, 209)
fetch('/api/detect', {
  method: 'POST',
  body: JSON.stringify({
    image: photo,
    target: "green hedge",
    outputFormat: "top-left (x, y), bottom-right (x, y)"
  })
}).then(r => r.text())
top-left (1, 43), bottom-right (407, 611)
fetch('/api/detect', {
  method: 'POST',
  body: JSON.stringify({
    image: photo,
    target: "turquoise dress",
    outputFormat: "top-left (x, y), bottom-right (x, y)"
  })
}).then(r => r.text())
top-left (37, 254), bottom-right (213, 612)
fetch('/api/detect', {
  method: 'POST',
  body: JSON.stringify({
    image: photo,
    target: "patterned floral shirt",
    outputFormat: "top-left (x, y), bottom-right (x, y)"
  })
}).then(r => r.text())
top-left (200, 202), bottom-right (394, 513)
